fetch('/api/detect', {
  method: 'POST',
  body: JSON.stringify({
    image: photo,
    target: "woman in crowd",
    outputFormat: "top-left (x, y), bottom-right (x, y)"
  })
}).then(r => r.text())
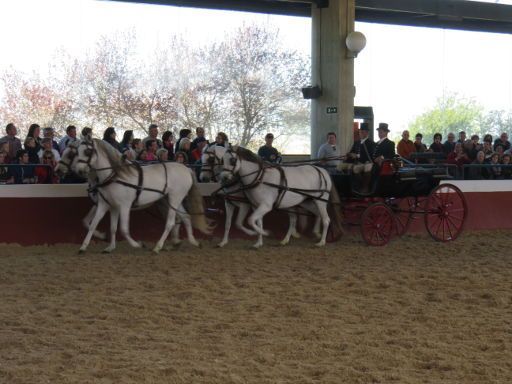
top-left (35, 150), bottom-right (59, 184)
top-left (156, 148), bottom-right (169, 162)
top-left (468, 150), bottom-right (487, 180)
top-left (120, 130), bottom-right (133, 152)
top-left (103, 127), bottom-right (121, 152)
top-left (24, 137), bottom-right (40, 164)
top-left (162, 131), bottom-right (174, 160)
top-left (447, 142), bottom-right (470, 178)
top-left (131, 138), bottom-right (143, 154)
top-left (27, 123), bottom-right (42, 153)
top-left (178, 137), bottom-right (193, 163)
top-left (502, 154), bottom-right (512, 179)
top-left (175, 128), bottom-right (192, 154)
top-left (81, 127), bottom-right (93, 140)
top-left (175, 151), bottom-right (187, 164)
top-left (214, 132), bottom-right (228, 147)
top-left (137, 149), bottom-right (148, 162)
top-left (0, 151), bottom-right (14, 184)
top-left (429, 133), bottom-right (444, 153)
top-left (488, 153), bottom-right (503, 179)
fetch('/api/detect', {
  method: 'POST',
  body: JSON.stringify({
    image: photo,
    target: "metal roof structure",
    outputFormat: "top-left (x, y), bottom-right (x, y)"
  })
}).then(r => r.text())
top-left (106, 0), bottom-right (512, 34)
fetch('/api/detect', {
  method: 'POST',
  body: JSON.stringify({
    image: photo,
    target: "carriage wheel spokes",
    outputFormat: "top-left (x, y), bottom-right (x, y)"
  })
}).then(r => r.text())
top-left (424, 183), bottom-right (467, 242)
top-left (361, 203), bottom-right (395, 246)
top-left (389, 196), bottom-right (415, 236)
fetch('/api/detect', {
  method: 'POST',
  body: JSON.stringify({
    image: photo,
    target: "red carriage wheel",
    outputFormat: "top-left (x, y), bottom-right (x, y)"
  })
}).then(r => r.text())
top-left (361, 203), bottom-right (395, 246)
top-left (390, 197), bottom-right (415, 236)
top-left (424, 183), bottom-right (467, 242)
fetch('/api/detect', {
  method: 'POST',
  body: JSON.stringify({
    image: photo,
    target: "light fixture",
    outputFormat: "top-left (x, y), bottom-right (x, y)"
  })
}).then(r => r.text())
top-left (346, 31), bottom-right (366, 58)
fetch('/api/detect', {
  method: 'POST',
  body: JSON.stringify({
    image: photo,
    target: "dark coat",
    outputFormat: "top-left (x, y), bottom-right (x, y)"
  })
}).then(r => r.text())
top-left (349, 138), bottom-right (375, 163)
top-left (373, 138), bottom-right (396, 160)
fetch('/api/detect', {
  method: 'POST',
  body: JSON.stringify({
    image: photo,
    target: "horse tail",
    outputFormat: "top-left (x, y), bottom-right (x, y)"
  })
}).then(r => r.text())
top-left (186, 172), bottom-right (214, 235)
top-left (327, 183), bottom-right (344, 238)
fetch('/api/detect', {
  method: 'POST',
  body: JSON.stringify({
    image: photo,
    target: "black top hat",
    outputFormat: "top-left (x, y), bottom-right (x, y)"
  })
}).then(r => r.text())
top-left (376, 123), bottom-right (389, 132)
top-left (359, 122), bottom-right (369, 131)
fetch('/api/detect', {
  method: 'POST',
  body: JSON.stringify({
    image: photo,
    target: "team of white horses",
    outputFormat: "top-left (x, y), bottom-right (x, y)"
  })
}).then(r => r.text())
top-left (56, 138), bottom-right (342, 253)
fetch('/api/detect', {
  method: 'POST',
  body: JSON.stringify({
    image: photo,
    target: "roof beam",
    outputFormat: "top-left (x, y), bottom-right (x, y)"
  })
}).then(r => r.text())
top-left (104, 0), bottom-right (512, 34)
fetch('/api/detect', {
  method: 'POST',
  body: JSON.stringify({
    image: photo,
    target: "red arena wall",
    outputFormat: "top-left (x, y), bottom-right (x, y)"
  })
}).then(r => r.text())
top-left (0, 181), bottom-right (511, 245)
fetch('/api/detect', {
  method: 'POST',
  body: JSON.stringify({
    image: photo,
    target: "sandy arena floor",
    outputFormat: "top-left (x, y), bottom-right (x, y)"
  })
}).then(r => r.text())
top-left (1, 231), bottom-right (512, 383)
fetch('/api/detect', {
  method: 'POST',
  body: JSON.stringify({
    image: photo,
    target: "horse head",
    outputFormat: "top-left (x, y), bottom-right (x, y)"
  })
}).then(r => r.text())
top-left (220, 145), bottom-right (241, 184)
top-left (55, 143), bottom-right (79, 177)
top-left (73, 138), bottom-right (98, 178)
top-left (199, 144), bottom-right (226, 183)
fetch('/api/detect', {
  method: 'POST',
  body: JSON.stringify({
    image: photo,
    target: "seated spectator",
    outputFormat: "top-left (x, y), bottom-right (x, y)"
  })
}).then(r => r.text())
top-left (27, 123), bottom-right (42, 153)
top-left (103, 127), bottom-right (121, 152)
top-left (43, 127), bottom-right (60, 152)
top-left (465, 135), bottom-right (482, 161)
top-left (191, 127), bottom-right (208, 151)
top-left (24, 137), bottom-right (40, 164)
top-left (0, 150), bottom-right (14, 184)
top-left (429, 133), bottom-right (444, 153)
top-left (458, 131), bottom-right (467, 144)
top-left (145, 139), bottom-right (158, 161)
top-left (143, 124), bottom-right (163, 148)
top-left (132, 138), bottom-right (143, 154)
top-left (38, 138), bottom-right (60, 162)
top-left (0, 140), bottom-right (11, 163)
top-left (12, 149), bottom-right (36, 184)
top-left (258, 133), bottom-right (281, 163)
top-left (175, 151), bottom-right (188, 164)
top-left (468, 151), bottom-right (488, 180)
top-left (162, 131), bottom-right (175, 160)
top-left (482, 140), bottom-right (494, 160)
top-left (443, 132), bottom-right (456, 155)
top-left (397, 130), bottom-right (415, 160)
top-left (191, 137), bottom-right (207, 162)
top-left (175, 128), bottom-right (192, 153)
top-left (178, 138), bottom-right (193, 162)
top-left (137, 149), bottom-right (149, 162)
top-left (214, 132), bottom-right (229, 147)
top-left (494, 132), bottom-right (511, 152)
top-left (502, 154), bottom-right (512, 179)
top-left (35, 150), bottom-right (59, 184)
top-left (413, 133), bottom-right (427, 163)
top-left (156, 148), bottom-right (169, 162)
top-left (447, 142), bottom-right (470, 178)
top-left (1, 123), bottom-right (22, 160)
top-left (495, 144), bottom-right (505, 160)
top-left (488, 153), bottom-right (503, 179)
top-left (58, 125), bottom-right (78, 154)
top-left (483, 134), bottom-right (493, 145)
top-left (120, 130), bottom-right (134, 153)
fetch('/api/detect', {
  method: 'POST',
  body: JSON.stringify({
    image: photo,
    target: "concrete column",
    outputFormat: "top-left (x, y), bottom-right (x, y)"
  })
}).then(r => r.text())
top-left (311, 0), bottom-right (355, 157)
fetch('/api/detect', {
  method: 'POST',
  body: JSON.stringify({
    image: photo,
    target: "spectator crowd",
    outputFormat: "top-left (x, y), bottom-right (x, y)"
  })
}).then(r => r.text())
top-left (397, 130), bottom-right (512, 180)
top-left (0, 122), bottom-right (283, 185)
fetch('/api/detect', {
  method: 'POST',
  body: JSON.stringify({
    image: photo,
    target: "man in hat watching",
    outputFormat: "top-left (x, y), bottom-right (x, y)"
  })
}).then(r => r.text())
top-left (344, 122), bottom-right (375, 193)
top-left (373, 123), bottom-right (395, 166)
top-left (258, 133), bottom-right (281, 163)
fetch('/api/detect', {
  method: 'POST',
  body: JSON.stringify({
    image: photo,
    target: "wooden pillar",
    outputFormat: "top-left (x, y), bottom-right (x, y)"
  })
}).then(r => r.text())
top-left (311, 0), bottom-right (355, 157)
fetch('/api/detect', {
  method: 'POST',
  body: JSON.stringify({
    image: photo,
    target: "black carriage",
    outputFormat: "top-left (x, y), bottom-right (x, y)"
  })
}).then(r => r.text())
top-left (331, 159), bottom-right (468, 246)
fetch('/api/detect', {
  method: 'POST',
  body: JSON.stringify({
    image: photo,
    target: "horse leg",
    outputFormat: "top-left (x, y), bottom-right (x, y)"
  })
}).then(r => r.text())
top-left (314, 200), bottom-right (331, 247)
top-left (280, 212), bottom-right (297, 246)
top-left (82, 206), bottom-right (106, 240)
top-left (119, 205), bottom-right (142, 249)
top-left (177, 205), bottom-right (200, 247)
top-left (153, 203), bottom-right (177, 254)
top-left (170, 224), bottom-right (181, 247)
top-left (102, 208), bottom-right (120, 253)
top-left (247, 205), bottom-right (271, 248)
top-left (218, 200), bottom-right (235, 248)
top-left (79, 201), bottom-right (109, 254)
top-left (234, 203), bottom-right (258, 236)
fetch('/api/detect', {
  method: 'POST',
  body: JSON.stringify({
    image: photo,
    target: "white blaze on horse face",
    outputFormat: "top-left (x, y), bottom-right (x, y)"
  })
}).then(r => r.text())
top-left (220, 151), bottom-right (237, 182)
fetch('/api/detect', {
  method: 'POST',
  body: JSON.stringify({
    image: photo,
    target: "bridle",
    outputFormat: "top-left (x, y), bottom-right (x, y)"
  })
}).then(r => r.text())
top-left (57, 145), bottom-right (78, 171)
top-left (201, 145), bottom-right (224, 182)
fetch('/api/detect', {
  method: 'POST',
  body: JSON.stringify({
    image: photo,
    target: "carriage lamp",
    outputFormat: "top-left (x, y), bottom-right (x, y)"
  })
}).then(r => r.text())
top-left (345, 31), bottom-right (366, 58)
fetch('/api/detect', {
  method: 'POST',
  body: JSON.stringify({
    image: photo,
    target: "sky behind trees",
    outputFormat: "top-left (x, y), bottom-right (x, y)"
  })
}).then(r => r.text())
top-left (1, 0), bottom-right (511, 152)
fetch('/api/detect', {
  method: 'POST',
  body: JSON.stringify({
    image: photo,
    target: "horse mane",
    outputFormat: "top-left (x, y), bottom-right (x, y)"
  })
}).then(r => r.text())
top-left (94, 139), bottom-right (136, 177)
top-left (234, 146), bottom-right (263, 165)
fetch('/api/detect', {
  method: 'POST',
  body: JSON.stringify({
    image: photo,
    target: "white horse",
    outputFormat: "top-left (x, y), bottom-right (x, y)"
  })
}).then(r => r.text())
top-left (200, 144), bottom-right (305, 247)
top-left (220, 146), bottom-right (342, 248)
top-left (72, 138), bottom-right (211, 254)
top-left (55, 144), bottom-right (183, 247)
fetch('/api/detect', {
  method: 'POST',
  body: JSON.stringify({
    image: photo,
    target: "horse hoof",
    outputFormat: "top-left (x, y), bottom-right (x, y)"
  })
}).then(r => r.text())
top-left (216, 243), bottom-right (226, 248)
top-left (196, 242), bottom-right (202, 249)
top-left (279, 240), bottom-right (289, 246)
top-left (102, 248), bottom-right (113, 254)
top-left (315, 242), bottom-right (326, 247)
top-left (77, 249), bottom-right (86, 255)
top-left (291, 232), bottom-right (301, 239)
top-left (152, 248), bottom-right (160, 255)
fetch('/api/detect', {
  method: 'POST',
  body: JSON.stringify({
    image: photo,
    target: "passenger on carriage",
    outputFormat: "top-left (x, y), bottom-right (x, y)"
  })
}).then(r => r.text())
top-left (258, 132), bottom-right (281, 163)
top-left (317, 131), bottom-right (340, 174)
top-left (343, 122), bottom-right (375, 193)
top-left (373, 123), bottom-right (396, 166)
